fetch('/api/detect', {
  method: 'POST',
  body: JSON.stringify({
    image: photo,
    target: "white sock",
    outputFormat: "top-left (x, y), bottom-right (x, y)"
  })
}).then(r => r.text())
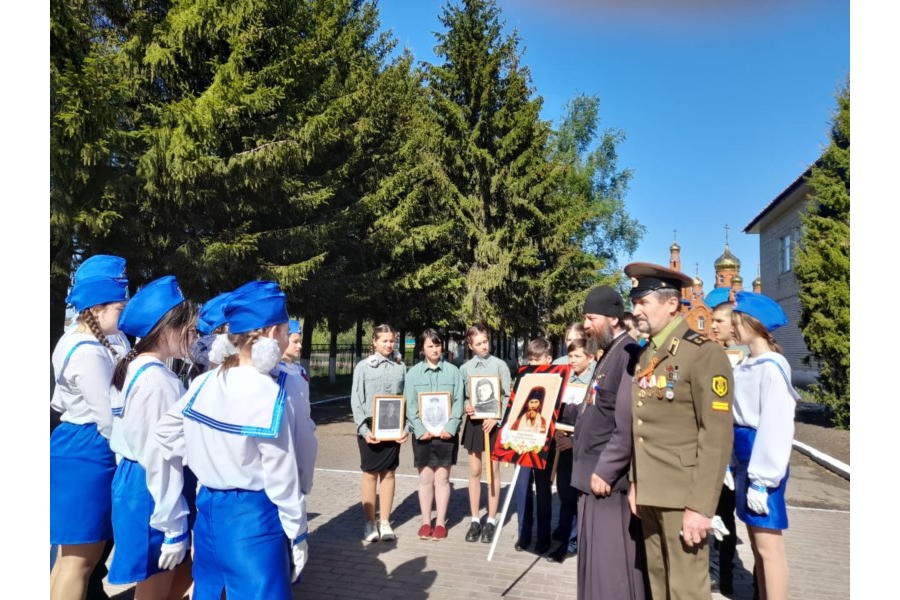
top-left (471, 516), bottom-right (481, 524)
top-left (486, 517), bottom-right (497, 526)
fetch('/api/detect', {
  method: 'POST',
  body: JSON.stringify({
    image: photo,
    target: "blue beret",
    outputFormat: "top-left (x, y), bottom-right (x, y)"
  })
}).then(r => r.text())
top-left (73, 255), bottom-right (127, 282)
top-left (289, 319), bottom-right (302, 335)
top-left (704, 287), bottom-right (733, 310)
top-left (225, 281), bottom-right (289, 334)
top-left (734, 291), bottom-right (788, 332)
top-left (66, 255), bottom-right (130, 311)
top-left (197, 291), bottom-right (233, 336)
top-left (118, 275), bottom-right (185, 337)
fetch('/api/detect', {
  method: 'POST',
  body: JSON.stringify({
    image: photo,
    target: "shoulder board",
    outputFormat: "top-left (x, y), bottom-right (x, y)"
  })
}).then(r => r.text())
top-left (682, 330), bottom-right (710, 345)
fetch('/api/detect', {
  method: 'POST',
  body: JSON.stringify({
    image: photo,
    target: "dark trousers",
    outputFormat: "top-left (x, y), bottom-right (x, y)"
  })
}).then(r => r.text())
top-left (714, 483), bottom-right (737, 586)
top-left (515, 465), bottom-right (552, 546)
top-left (554, 449), bottom-right (578, 547)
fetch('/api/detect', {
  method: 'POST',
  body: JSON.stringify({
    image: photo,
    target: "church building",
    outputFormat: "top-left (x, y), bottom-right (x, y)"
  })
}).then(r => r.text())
top-left (664, 231), bottom-right (761, 337)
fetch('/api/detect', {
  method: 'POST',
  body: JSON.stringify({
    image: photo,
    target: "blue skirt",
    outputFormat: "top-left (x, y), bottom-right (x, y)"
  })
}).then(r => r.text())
top-left (50, 422), bottom-right (116, 544)
top-left (108, 459), bottom-right (198, 584)
top-left (192, 487), bottom-right (292, 600)
top-left (733, 425), bottom-right (789, 530)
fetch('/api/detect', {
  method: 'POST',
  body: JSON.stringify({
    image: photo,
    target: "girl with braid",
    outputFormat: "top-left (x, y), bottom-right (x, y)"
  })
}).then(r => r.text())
top-left (108, 276), bottom-right (198, 599)
top-left (50, 255), bottom-right (129, 600)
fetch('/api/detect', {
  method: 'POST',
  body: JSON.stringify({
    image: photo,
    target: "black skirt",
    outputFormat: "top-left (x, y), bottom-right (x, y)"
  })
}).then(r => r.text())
top-left (357, 421), bottom-right (401, 473)
top-left (461, 415), bottom-right (500, 454)
top-left (412, 435), bottom-right (459, 469)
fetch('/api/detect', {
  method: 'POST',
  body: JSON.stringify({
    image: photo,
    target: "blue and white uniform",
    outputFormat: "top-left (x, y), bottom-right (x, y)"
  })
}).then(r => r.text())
top-left (146, 365), bottom-right (309, 600)
top-left (731, 351), bottom-right (798, 530)
top-left (50, 330), bottom-right (126, 544)
top-left (108, 356), bottom-right (193, 584)
top-left (280, 360), bottom-right (318, 495)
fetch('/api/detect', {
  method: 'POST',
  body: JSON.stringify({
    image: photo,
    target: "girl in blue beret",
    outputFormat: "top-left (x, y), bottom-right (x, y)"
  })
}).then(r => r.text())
top-left (731, 291), bottom-right (798, 600)
top-left (50, 255), bottom-right (130, 600)
top-left (144, 281), bottom-right (310, 600)
top-left (107, 276), bottom-right (198, 599)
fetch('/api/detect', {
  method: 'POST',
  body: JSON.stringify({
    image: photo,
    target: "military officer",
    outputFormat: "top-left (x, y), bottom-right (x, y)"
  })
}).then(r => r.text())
top-left (625, 262), bottom-right (734, 600)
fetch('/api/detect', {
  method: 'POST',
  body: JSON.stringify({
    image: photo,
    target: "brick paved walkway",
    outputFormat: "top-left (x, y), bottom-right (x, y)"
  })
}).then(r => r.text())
top-left (98, 395), bottom-right (849, 599)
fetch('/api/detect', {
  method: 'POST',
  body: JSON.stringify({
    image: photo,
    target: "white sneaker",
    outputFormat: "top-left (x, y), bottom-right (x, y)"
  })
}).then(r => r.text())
top-left (363, 521), bottom-right (379, 542)
top-left (379, 520), bottom-right (396, 541)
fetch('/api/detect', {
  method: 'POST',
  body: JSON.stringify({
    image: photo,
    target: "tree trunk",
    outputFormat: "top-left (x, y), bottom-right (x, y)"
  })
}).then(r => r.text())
top-left (300, 314), bottom-right (315, 373)
top-left (328, 322), bottom-right (338, 384)
top-left (355, 318), bottom-right (364, 362)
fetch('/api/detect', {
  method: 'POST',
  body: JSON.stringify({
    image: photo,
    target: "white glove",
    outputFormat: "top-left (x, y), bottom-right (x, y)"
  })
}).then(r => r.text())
top-left (723, 465), bottom-right (735, 491)
top-left (710, 515), bottom-right (730, 542)
top-left (158, 532), bottom-right (189, 570)
top-left (291, 536), bottom-right (308, 583)
top-left (747, 482), bottom-right (769, 515)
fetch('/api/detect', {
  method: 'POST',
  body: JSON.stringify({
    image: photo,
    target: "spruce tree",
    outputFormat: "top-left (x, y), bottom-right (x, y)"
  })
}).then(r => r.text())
top-left (427, 0), bottom-right (573, 334)
top-left (794, 83), bottom-right (850, 427)
top-left (132, 0), bottom-right (413, 326)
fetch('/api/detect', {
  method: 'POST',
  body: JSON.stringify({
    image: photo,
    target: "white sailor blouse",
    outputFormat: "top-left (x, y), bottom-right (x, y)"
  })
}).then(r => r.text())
top-left (51, 330), bottom-right (129, 440)
top-left (732, 351), bottom-right (799, 488)
top-left (145, 365), bottom-right (308, 542)
top-left (279, 361), bottom-right (318, 495)
top-left (109, 356), bottom-right (185, 463)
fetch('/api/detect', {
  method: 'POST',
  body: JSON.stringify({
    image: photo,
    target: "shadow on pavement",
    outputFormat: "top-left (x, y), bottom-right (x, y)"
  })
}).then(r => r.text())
top-left (302, 501), bottom-right (437, 599)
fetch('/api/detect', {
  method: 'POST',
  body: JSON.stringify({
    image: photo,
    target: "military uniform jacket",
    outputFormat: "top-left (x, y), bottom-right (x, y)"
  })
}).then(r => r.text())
top-left (572, 332), bottom-right (641, 495)
top-left (631, 318), bottom-right (734, 517)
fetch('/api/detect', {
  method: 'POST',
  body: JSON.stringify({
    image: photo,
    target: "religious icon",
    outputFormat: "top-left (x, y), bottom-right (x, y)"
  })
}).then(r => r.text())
top-left (495, 367), bottom-right (567, 467)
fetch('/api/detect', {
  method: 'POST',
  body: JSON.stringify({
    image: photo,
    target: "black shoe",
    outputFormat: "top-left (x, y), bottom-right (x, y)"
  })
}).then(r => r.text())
top-left (534, 539), bottom-right (551, 555)
top-left (545, 544), bottom-right (568, 563)
top-left (719, 579), bottom-right (734, 597)
top-left (465, 521), bottom-right (482, 542)
top-left (514, 537), bottom-right (531, 551)
top-left (480, 521), bottom-right (496, 543)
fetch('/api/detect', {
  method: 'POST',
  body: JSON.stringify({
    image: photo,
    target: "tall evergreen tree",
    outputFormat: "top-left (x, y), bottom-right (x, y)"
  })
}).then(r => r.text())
top-left (794, 83), bottom-right (850, 427)
top-left (131, 0), bottom-right (416, 327)
top-left (427, 0), bottom-right (584, 335)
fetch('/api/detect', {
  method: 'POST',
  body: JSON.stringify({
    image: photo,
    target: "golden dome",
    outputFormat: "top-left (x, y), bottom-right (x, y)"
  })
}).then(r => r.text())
top-left (714, 244), bottom-right (741, 271)
top-left (753, 275), bottom-right (762, 289)
top-left (670, 241), bottom-right (681, 251)
top-left (693, 275), bottom-right (703, 287)
top-left (732, 275), bottom-right (743, 284)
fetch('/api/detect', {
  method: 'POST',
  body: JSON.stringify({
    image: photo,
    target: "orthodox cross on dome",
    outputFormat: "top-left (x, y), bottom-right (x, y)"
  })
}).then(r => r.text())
top-left (673, 229), bottom-right (677, 242)
top-left (724, 224), bottom-right (730, 246)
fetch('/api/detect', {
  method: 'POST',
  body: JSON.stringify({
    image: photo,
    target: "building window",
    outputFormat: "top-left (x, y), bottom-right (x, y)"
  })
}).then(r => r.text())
top-left (780, 234), bottom-right (792, 273)
top-left (698, 316), bottom-right (705, 331)
top-left (718, 275), bottom-right (724, 284)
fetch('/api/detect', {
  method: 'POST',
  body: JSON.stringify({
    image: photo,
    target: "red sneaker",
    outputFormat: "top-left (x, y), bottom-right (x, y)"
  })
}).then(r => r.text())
top-left (417, 524), bottom-right (433, 540)
top-left (432, 525), bottom-right (448, 541)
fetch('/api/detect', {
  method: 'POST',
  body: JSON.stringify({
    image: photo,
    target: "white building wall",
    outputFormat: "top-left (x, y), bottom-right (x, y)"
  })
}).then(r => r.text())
top-left (756, 190), bottom-right (819, 387)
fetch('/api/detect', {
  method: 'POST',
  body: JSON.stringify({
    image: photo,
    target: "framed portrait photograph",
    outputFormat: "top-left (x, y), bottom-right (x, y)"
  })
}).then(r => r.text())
top-left (561, 382), bottom-right (588, 407)
top-left (418, 391), bottom-right (451, 436)
top-left (469, 375), bottom-right (502, 420)
top-left (373, 395), bottom-right (406, 441)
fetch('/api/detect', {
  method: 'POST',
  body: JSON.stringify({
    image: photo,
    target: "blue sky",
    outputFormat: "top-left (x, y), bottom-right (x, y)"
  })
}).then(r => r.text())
top-left (376, 0), bottom-right (849, 290)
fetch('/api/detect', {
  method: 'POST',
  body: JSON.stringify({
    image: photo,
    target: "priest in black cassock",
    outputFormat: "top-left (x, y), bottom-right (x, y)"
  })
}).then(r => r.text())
top-left (571, 286), bottom-right (646, 600)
